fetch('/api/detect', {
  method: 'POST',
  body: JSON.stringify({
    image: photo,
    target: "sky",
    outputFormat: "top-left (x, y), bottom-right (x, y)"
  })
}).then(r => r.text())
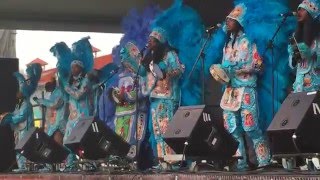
top-left (16, 30), bottom-right (123, 71)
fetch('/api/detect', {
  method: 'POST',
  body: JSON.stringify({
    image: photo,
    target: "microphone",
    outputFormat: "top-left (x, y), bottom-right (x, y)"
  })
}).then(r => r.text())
top-left (280, 12), bottom-right (297, 17)
top-left (206, 23), bottom-right (222, 33)
top-left (140, 44), bottom-right (148, 53)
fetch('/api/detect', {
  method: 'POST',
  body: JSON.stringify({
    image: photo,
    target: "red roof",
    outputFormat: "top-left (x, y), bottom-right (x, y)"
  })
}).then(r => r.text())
top-left (38, 54), bottom-right (112, 85)
top-left (39, 68), bottom-right (57, 85)
top-left (93, 54), bottom-right (112, 70)
top-left (92, 46), bottom-right (101, 53)
top-left (27, 58), bottom-right (48, 66)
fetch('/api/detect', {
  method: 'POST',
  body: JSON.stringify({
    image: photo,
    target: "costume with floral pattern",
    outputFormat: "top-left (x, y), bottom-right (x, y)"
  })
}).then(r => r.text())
top-left (141, 28), bottom-right (185, 160)
top-left (288, 0), bottom-right (320, 93)
top-left (6, 64), bottom-right (42, 170)
top-left (99, 42), bottom-right (148, 158)
top-left (36, 86), bottom-right (68, 136)
top-left (214, 4), bottom-right (271, 170)
top-left (220, 30), bottom-right (270, 170)
top-left (51, 37), bottom-right (94, 169)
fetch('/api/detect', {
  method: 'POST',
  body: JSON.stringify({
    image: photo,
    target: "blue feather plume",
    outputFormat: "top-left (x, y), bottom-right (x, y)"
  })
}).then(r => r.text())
top-left (112, 5), bottom-right (161, 66)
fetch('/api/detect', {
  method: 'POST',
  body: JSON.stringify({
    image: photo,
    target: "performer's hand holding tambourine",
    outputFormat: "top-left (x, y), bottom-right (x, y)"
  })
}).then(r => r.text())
top-left (210, 64), bottom-right (230, 84)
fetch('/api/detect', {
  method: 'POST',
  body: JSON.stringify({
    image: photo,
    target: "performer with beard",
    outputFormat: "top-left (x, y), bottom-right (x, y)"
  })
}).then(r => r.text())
top-left (289, 0), bottom-right (320, 92)
top-left (213, 4), bottom-right (271, 171)
top-left (141, 27), bottom-right (184, 168)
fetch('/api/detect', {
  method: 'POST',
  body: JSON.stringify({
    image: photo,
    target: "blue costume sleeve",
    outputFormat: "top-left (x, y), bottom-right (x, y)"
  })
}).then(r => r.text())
top-left (37, 89), bottom-right (64, 109)
top-left (65, 78), bottom-right (90, 100)
top-left (98, 75), bottom-right (118, 129)
top-left (165, 51), bottom-right (184, 78)
top-left (288, 42), bottom-right (312, 69)
top-left (11, 102), bottom-right (29, 125)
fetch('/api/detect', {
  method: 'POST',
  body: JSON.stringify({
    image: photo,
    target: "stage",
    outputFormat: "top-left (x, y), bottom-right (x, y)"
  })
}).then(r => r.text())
top-left (1, 170), bottom-right (320, 180)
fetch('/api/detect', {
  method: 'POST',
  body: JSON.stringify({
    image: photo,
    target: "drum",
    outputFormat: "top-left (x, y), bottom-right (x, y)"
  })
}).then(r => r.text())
top-left (149, 61), bottom-right (164, 79)
top-left (210, 64), bottom-right (230, 84)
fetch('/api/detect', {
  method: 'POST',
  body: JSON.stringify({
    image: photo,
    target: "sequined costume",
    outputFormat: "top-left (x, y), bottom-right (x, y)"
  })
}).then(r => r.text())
top-left (7, 64), bottom-right (42, 170)
top-left (99, 43), bottom-right (148, 158)
top-left (141, 28), bottom-right (185, 160)
top-left (50, 37), bottom-right (94, 169)
top-left (63, 69), bottom-right (91, 167)
top-left (35, 86), bottom-right (68, 136)
top-left (214, 4), bottom-right (271, 170)
top-left (288, 0), bottom-right (320, 93)
top-left (11, 99), bottom-right (33, 170)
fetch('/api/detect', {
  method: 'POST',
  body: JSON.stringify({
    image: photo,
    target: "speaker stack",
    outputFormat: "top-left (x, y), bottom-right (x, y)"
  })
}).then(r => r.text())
top-left (15, 127), bottom-right (68, 164)
top-left (64, 117), bottom-right (131, 160)
top-left (164, 105), bottom-right (238, 159)
top-left (267, 91), bottom-right (320, 155)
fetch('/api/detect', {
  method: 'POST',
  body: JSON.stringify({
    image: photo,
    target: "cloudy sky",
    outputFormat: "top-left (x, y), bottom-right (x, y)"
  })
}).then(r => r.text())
top-left (16, 30), bottom-right (123, 71)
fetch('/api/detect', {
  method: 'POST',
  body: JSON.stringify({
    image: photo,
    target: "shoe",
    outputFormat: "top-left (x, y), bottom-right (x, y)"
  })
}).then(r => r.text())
top-left (38, 164), bottom-right (53, 173)
top-left (64, 166), bottom-right (78, 172)
top-left (12, 168), bottom-right (28, 173)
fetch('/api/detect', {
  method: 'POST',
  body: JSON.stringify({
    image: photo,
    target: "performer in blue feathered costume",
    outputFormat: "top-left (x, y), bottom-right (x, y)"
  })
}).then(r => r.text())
top-left (140, 27), bottom-right (184, 167)
top-left (50, 37), bottom-right (94, 171)
top-left (288, 0), bottom-right (320, 92)
top-left (2, 63), bottom-right (42, 172)
top-left (212, 4), bottom-right (271, 170)
top-left (34, 77), bottom-right (68, 144)
top-left (99, 42), bottom-right (148, 160)
top-left (63, 59), bottom-right (91, 170)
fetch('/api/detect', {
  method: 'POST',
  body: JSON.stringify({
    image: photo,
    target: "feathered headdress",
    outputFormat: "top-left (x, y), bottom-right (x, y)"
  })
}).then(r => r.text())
top-left (112, 5), bottom-right (161, 66)
top-left (72, 37), bottom-right (94, 73)
top-left (14, 63), bottom-right (42, 98)
top-left (50, 42), bottom-right (73, 82)
top-left (151, 0), bottom-right (209, 105)
top-left (232, 0), bottom-right (296, 130)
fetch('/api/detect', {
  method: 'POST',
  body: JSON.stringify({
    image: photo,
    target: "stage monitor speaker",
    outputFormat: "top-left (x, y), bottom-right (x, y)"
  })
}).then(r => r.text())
top-left (15, 127), bottom-right (68, 163)
top-left (267, 91), bottom-right (320, 155)
top-left (0, 58), bottom-right (19, 113)
top-left (64, 117), bottom-right (131, 160)
top-left (163, 105), bottom-right (238, 159)
top-left (0, 125), bottom-right (17, 172)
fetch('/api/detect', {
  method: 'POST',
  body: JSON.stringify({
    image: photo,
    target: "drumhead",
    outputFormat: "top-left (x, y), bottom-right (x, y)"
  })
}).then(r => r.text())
top-left (210, 64), bottom-right (230, 84)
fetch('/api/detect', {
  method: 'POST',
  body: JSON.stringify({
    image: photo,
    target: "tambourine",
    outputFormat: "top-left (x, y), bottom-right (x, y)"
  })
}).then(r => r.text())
top-left (210, 64), bottom-right (230, 84)
top-left (149, 61), bottom-right (164, 79)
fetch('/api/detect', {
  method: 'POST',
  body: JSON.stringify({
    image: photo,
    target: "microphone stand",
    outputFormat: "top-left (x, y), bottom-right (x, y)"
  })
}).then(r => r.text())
top-left (133, 51), bottom-right (144, 170)
top-left (262, 15), bottom-right (290, 117)
top-left (41, 91), bottom-right (46, 130)
top-left (187, 29), bottom-right (215, 104)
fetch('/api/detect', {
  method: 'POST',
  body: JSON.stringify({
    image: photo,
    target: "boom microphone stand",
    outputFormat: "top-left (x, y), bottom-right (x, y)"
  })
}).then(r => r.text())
top-left (262, 15), bottom-right (290, 117)
top-left (187, 28), bottom-right (217, 104)
top-left (133, 49), bottom-right (146, 170)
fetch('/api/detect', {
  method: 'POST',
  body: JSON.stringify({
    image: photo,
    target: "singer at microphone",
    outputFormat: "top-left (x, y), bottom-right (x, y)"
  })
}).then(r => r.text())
top-left (206, 23), bottom-right (222, 33)
top-left (280, 12), bottom-right (297, 17)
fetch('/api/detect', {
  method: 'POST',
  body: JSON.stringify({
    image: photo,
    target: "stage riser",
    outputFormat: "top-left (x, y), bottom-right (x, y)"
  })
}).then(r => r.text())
top-left (1, 174), bottom-right (320, 180)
